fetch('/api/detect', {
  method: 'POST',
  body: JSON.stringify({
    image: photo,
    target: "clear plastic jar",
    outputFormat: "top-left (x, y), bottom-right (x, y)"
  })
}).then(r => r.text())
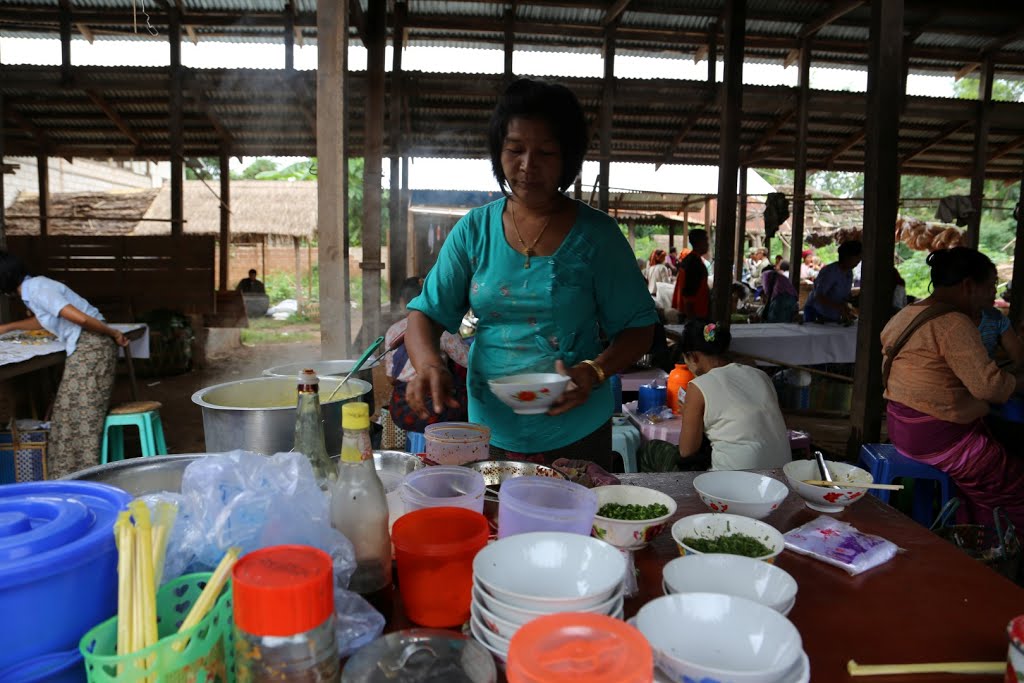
top-left (235, 613), bottom-right (339, 682)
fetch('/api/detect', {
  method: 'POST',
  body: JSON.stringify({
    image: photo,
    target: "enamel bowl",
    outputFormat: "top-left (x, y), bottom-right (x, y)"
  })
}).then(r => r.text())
top-left (471, 582), bottom-right (624, 627)
top-left (692, 471), bottom-right (788, 519)
top-left (487, 373), bottom-right (571, 415)
top-left (635, 593), bottom-right (803, 683)
top-left (661, 553), bottom-right (797, 614)
top-left (472, 532), bottom-right (626, 611)
top-left (783, 459), bottom-right (873, 513)
top-left (670, 513), bottom-right (785, 563)
top-left (591, 485), bottom-right (678, 550)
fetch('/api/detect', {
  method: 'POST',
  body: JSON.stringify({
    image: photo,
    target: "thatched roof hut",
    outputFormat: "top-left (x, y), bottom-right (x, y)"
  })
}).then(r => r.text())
top-left (5, 189), bottom-right (160, 236)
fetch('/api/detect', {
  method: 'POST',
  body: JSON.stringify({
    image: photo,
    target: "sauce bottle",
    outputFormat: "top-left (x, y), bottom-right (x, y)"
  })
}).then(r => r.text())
top-left (330, 402), bottom-right (392, 594)
top-left (667, 363), bottom-right (695, 414)
top-left (294, 369), bottom-right (334, 486)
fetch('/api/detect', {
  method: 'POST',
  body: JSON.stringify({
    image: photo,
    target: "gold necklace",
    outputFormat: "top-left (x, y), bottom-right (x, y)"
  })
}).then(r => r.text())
top-left (509, 200), bottom-right (553, 269)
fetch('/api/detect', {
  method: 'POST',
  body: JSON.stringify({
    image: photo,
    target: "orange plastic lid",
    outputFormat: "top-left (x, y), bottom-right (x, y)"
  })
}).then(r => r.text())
top-left (506, 613), bottom-right (653, 683)
top-left (232, 544), bottom-right (334, 637)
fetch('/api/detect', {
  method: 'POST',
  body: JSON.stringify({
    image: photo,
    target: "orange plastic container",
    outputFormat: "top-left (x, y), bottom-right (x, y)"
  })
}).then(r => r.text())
top-left (506, 612), bottom-right (653, 683)
top-left (666, 363), bottom-right (695, 414)
top-left (391, 506), bottom-right (489, 627)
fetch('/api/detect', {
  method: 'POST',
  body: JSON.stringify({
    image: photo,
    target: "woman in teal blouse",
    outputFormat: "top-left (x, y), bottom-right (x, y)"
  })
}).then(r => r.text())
top-left (404, 79), bottom-right (657, 467)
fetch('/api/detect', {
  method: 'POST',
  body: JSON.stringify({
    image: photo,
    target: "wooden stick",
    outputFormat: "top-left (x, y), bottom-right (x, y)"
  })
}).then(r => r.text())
top-left (172, 546), bottom-right (241, 652)
top-left (114, 512), bottom-right (134, 659)
top-left (847, 659), bottom-right (1005, 676)
top-left (802, 480), bottom-right (905, 490)
top-left (732, 351), bottom-right (856, 383)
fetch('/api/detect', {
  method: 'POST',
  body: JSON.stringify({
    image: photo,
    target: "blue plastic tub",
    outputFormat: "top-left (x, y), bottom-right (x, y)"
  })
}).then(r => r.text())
top-left (0, 648), bottom-right (83, 683)
top-left (0, 481), bottom-right (132, 678)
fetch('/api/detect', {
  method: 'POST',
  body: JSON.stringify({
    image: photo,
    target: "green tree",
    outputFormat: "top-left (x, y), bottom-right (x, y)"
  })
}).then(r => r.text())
top-left (240, 158), bottom-right (279, 179)
top-left (185, 156), bottom-right (220, 180)
top-left (953, 77), bottom-right (1024, 102)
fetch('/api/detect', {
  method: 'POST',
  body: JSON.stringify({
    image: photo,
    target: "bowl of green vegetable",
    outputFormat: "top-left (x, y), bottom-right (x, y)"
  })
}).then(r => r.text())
top-left (591, 485), bottom-right (678, 550)
top-left (670, 513), bottom-right (785, 563)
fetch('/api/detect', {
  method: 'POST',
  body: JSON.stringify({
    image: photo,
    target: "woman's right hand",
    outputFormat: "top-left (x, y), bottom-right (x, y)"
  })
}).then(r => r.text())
top-left (407, 364), bottom-right (459, 419)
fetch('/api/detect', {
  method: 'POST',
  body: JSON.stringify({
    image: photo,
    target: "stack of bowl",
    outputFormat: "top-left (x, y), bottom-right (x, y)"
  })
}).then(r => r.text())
top-left (662, 554), bottom-right (798, 615)
top-left (469, 532), bottom-right (627, 662)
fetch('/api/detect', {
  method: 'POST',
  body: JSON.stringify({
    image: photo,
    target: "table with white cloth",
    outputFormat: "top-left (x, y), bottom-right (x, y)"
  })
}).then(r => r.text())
top-left (665, 322), bottom-right (857, 366)
top-left (0, 323), bottom-right (149, 385)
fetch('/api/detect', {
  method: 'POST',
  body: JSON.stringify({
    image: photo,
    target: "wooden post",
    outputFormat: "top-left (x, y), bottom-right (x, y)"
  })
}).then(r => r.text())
top-left (218, 148), bottom-right (230, 291)
top-left (599, 23), bottom-right (616, 213)
top-left (406, 204), bottom-right (417, 278)
top-left (683, 206), bottom-right (690, 248)
top-left (574, 176), bottom-right (582, 201)
top-left (361, 0), bottom-right (386, 341)
top-left (967, 58), bottom-right (994, 249)
top-left (59, 0), bottom-right (71, 84)
top-left (307, 239), bottom-right (312, 299)
top-left (317, 0), bottom-right (350, 356)
top-left (1010, 163), bottom-right (1024, 330)
top-left (848, 0), bottom-right (903, 457)
top-left (402, 156), bottom-right (411, 277)
top-left (711, 0), bottom-right (746, 328)
top-left (294, 236), bottom-right (304, 312)
top-left (261, 237), bottom-right (267, 280)
top-left (169, 9), bottom-right (184, 239)
top-left (789, 39), bottom-right (811, 291)
top-left (627, 218), bottom-right (636, 250)
top-left (388, 2), bottom-right (407, 306)
top-left (703, 195), bottom-right (712, 239)
top-left (669, 222), bottom-right (675, 251)
top-left (284, 4), bottom-right (295, 72)
top-left (36, 153), bottom-right (48, 238)
top-left (734, 165), bottom-right (748, 281)
top-left (503, 7), bottom-right (514, 84)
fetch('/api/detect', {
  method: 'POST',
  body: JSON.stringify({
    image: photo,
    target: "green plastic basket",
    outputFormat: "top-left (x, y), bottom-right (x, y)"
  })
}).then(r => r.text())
top-left (79, 572), bottom-right (234, 683)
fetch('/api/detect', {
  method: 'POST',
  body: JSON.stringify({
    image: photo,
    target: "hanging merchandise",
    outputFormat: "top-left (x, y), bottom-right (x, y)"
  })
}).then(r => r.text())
top-left (763, 192), bottom-right (790, 239)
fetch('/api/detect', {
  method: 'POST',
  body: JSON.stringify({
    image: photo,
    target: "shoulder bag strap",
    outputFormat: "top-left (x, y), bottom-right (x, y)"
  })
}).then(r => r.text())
top-left (882, 303), bottom-right (959, 391)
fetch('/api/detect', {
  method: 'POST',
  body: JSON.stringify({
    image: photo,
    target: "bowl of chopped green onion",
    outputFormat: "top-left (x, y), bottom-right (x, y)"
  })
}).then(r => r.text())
top-left (591, 485), bottom-right (678, 550)
top-left (670, 513), bottom-right (785, 563)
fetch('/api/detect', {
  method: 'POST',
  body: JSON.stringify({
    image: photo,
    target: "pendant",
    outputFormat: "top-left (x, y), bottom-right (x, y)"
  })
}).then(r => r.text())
top-left (524, 249), bottom-right (532, 269)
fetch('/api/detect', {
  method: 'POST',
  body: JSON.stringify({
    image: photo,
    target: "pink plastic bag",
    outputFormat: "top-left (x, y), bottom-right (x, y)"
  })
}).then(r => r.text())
top-left (783, 515), bottom-right (898, 575)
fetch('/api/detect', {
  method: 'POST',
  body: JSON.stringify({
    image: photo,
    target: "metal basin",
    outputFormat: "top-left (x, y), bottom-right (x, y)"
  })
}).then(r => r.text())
top-left (372, 450), bottom-right (425, 477)
top-left (462, 460), bottom-right (566, 487)
top-left (64, 454), bottom-right (209, 495)
top-left (264, 359), bottom-right (380, 414)
top-left (192, 376), bottom-right (372, 455)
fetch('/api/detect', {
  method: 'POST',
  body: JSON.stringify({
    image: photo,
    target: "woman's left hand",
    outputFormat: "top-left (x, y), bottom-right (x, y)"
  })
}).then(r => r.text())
top-left (112, 331), bottom-right (129, 347)
top-left (547, 359), bottom-right (598, 416)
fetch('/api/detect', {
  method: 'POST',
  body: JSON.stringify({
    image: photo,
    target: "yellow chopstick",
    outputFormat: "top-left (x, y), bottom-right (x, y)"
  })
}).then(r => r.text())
top-left (848, 659), bottom-right (1005, 676)
top-left (803, 480), bottom-right (904, 490)
top-left (172, 546), bottom-right (241, 652)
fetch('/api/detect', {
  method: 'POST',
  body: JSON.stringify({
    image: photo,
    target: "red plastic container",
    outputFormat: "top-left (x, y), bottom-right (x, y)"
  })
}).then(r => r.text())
top-left (391, 507), bottom-right (490, 627)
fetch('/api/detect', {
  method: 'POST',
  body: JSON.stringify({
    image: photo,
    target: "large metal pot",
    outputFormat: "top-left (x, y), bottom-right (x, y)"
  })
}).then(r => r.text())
top-left (64, 453), bottom-right (208, 495)
top-left (264, 359), bottom-right (380, 415)
top-left (191, 376), bottom-right (372, 455)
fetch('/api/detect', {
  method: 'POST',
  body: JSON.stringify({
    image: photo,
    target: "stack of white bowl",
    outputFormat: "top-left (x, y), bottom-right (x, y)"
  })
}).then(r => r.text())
top-left (468, 531), bottom-right (627, 662)
top-left (662, 553), bottom-right (798, 616)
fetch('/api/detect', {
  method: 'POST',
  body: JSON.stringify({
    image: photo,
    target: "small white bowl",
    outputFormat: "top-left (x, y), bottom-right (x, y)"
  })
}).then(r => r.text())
top-left (470, 614), bottom-right (509, 661)
top-left (662, 554), bottom-right (798, 613)
top-left (591, 485), bottom-right (678, 550)
top-left (635, 593), bottom-right (803, 683)
top-left (487, 373), bottom-right (571, 415)
top-left (783, 459), bottom-right (873, 513)
top-left (692, 471), bottom-right (788, 519)
top-left (473, 532), bottom-right (626, 611)
top-left (670, 513), bottom-right (785, 563)
top-left (471, 600), bottom-right (520, 642)
top-left (472, 581), bottom-right (624, 626)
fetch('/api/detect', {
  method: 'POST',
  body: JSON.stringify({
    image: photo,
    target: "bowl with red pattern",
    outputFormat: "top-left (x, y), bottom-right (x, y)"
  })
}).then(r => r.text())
top-left (782, 459), bottom-right (873, 513)
top-left (693, 471), bottom-right (789, 520)
top-left (488, 373), bottom-right (571, 415)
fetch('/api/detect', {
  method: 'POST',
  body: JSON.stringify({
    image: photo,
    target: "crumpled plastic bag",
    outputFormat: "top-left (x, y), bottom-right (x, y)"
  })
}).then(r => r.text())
top-left (334, 587), bottom-right (386, 658)
top-left (783, 515), bottom-right (898, 575)
top-left (158, 451), bottom-right (356, 587)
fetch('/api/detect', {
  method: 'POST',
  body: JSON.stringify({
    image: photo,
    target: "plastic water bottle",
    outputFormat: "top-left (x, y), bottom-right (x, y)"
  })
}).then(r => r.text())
top-left (294, 369), bottom-right (334, 487)
top-left (330, 402), bottom-right (392, 594)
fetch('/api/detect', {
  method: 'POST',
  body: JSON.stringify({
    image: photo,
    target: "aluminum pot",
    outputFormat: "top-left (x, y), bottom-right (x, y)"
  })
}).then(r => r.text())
top-left (264, 359), bottom-right (380, 415)
top-left (64, 453), bottom-right (208, 495)
top-left (191, 376), bottom-right (372, 455)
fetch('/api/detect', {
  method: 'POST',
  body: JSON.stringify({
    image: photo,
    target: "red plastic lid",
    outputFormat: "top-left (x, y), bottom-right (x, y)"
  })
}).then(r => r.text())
top-left (506, 613), bottom-right (652, 683)
top-left (232, 545), bottom-right (334, 637)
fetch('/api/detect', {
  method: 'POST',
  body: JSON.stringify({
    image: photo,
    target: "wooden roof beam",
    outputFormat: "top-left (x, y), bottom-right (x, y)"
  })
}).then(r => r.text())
top-left (656, 105), bottom-right (711, 170)
top-left (5, 107), bottom-right (48, 149)
top-left (185, 25), bottom-right (199, 44)
top-left (899, 119), bottom-right (969, 167)
top-left (820, 129), bottom-right (865, 168)
top-left (798, 0), bottom-right (864, 40)
top-left (602, 0), bottom-right (633, 28)
top-left (350, 0), bottom-right (369, 46)
top-left (185, 88), bottom-right (234, 148)
top-left (84, 89), bottom-right (142, 147)
top-left (76, 22), bottom-right (95, 43)
top-left (743, 107), bottom-right (795, 162)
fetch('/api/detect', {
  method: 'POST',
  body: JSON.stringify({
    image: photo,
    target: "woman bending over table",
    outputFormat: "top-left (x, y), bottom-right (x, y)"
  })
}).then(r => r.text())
top-left (404, 78), bottom-right (657, 470)
top-left (882, 247), bottom-right (1024, 530)
top-left (0, 251), bottom-right (129, 478)
top-left (677, 320), bottom-right (792, 471)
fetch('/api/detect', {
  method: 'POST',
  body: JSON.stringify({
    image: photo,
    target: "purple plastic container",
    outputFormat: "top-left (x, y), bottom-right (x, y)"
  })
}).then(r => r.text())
top-left (497, 476), bottom-right (599, 539)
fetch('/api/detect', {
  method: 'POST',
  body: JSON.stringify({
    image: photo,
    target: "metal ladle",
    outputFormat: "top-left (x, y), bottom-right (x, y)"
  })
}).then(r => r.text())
top-left (324, 335), bottom-right (385, 403)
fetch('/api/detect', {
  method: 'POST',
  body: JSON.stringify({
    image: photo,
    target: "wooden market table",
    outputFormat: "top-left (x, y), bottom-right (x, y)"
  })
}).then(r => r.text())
top-left (360, 470), bottom-right (1024, 683)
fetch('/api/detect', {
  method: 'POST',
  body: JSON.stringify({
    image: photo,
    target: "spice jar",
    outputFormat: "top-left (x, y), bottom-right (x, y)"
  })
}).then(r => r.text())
top-left (233, 545), bottom-right (340, 683)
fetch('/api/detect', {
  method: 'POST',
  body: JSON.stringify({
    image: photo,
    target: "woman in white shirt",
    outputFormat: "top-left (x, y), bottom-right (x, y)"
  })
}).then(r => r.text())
top-left (677, 319), bottom-right (792, 470)
top-left (0, 252), bottom-right (128, 478)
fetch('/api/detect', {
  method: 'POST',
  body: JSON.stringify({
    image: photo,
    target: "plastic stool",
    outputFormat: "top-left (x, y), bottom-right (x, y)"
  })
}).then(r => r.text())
top-left (859, 443), bottom-right (955, 526)
top-left (611, 417), bottom-right (641, 473)
top-left (101, 401), bottom-right (168, 464)
top-left (406, 431), bottom-right (425, 454)
top-left (610, 374), bottom-right (623, 413)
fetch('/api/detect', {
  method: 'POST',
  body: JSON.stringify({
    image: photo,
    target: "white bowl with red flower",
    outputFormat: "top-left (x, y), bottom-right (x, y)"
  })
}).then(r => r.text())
top-left (487, 372), bottom-right (571, 415)
top-left (782, 459), bottom-right (873, 513)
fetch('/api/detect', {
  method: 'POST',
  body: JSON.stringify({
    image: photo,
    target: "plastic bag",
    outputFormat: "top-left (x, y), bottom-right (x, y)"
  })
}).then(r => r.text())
top-left (334, 587), bottom-right (386, 658)
top-left (162, 451), bottom-right (356, 588)
top-left (783, 515), bottom-right (898, 575)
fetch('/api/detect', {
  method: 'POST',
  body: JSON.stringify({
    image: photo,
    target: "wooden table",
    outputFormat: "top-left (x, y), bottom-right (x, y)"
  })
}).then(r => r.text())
top-left (361, 471), bottom-right (1024, 682)
top-left (665, 322), bottom-right (858, 366)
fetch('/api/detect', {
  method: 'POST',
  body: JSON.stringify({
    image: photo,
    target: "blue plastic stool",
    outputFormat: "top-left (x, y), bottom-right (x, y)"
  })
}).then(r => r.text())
top-left (859, 443), bottom-right (955, 526)
top-left (101, 401), bottom-right (168, 464)
top-left (406, 431), bottom-right (426, 454)
top-left (611, 416), bottom-right (640, 473)
top-left (610, 374), bottom-right (623, 413)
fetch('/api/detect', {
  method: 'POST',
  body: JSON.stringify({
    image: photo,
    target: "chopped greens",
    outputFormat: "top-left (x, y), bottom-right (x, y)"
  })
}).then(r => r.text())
top-left (597, 502), bottom-right (669, 520)
top-left (682, 532), bottom-right (774, 557)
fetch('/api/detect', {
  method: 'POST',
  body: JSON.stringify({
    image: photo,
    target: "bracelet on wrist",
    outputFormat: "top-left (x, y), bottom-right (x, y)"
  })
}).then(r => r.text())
top-left (580, 359), bottom-right (606, 385)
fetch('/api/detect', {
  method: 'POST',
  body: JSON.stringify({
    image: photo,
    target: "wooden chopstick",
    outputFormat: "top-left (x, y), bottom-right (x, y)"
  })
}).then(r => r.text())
top-left (847, 659), bottom-right (1005, 676)
top-left (802, 480), bottom-right (904, 491)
